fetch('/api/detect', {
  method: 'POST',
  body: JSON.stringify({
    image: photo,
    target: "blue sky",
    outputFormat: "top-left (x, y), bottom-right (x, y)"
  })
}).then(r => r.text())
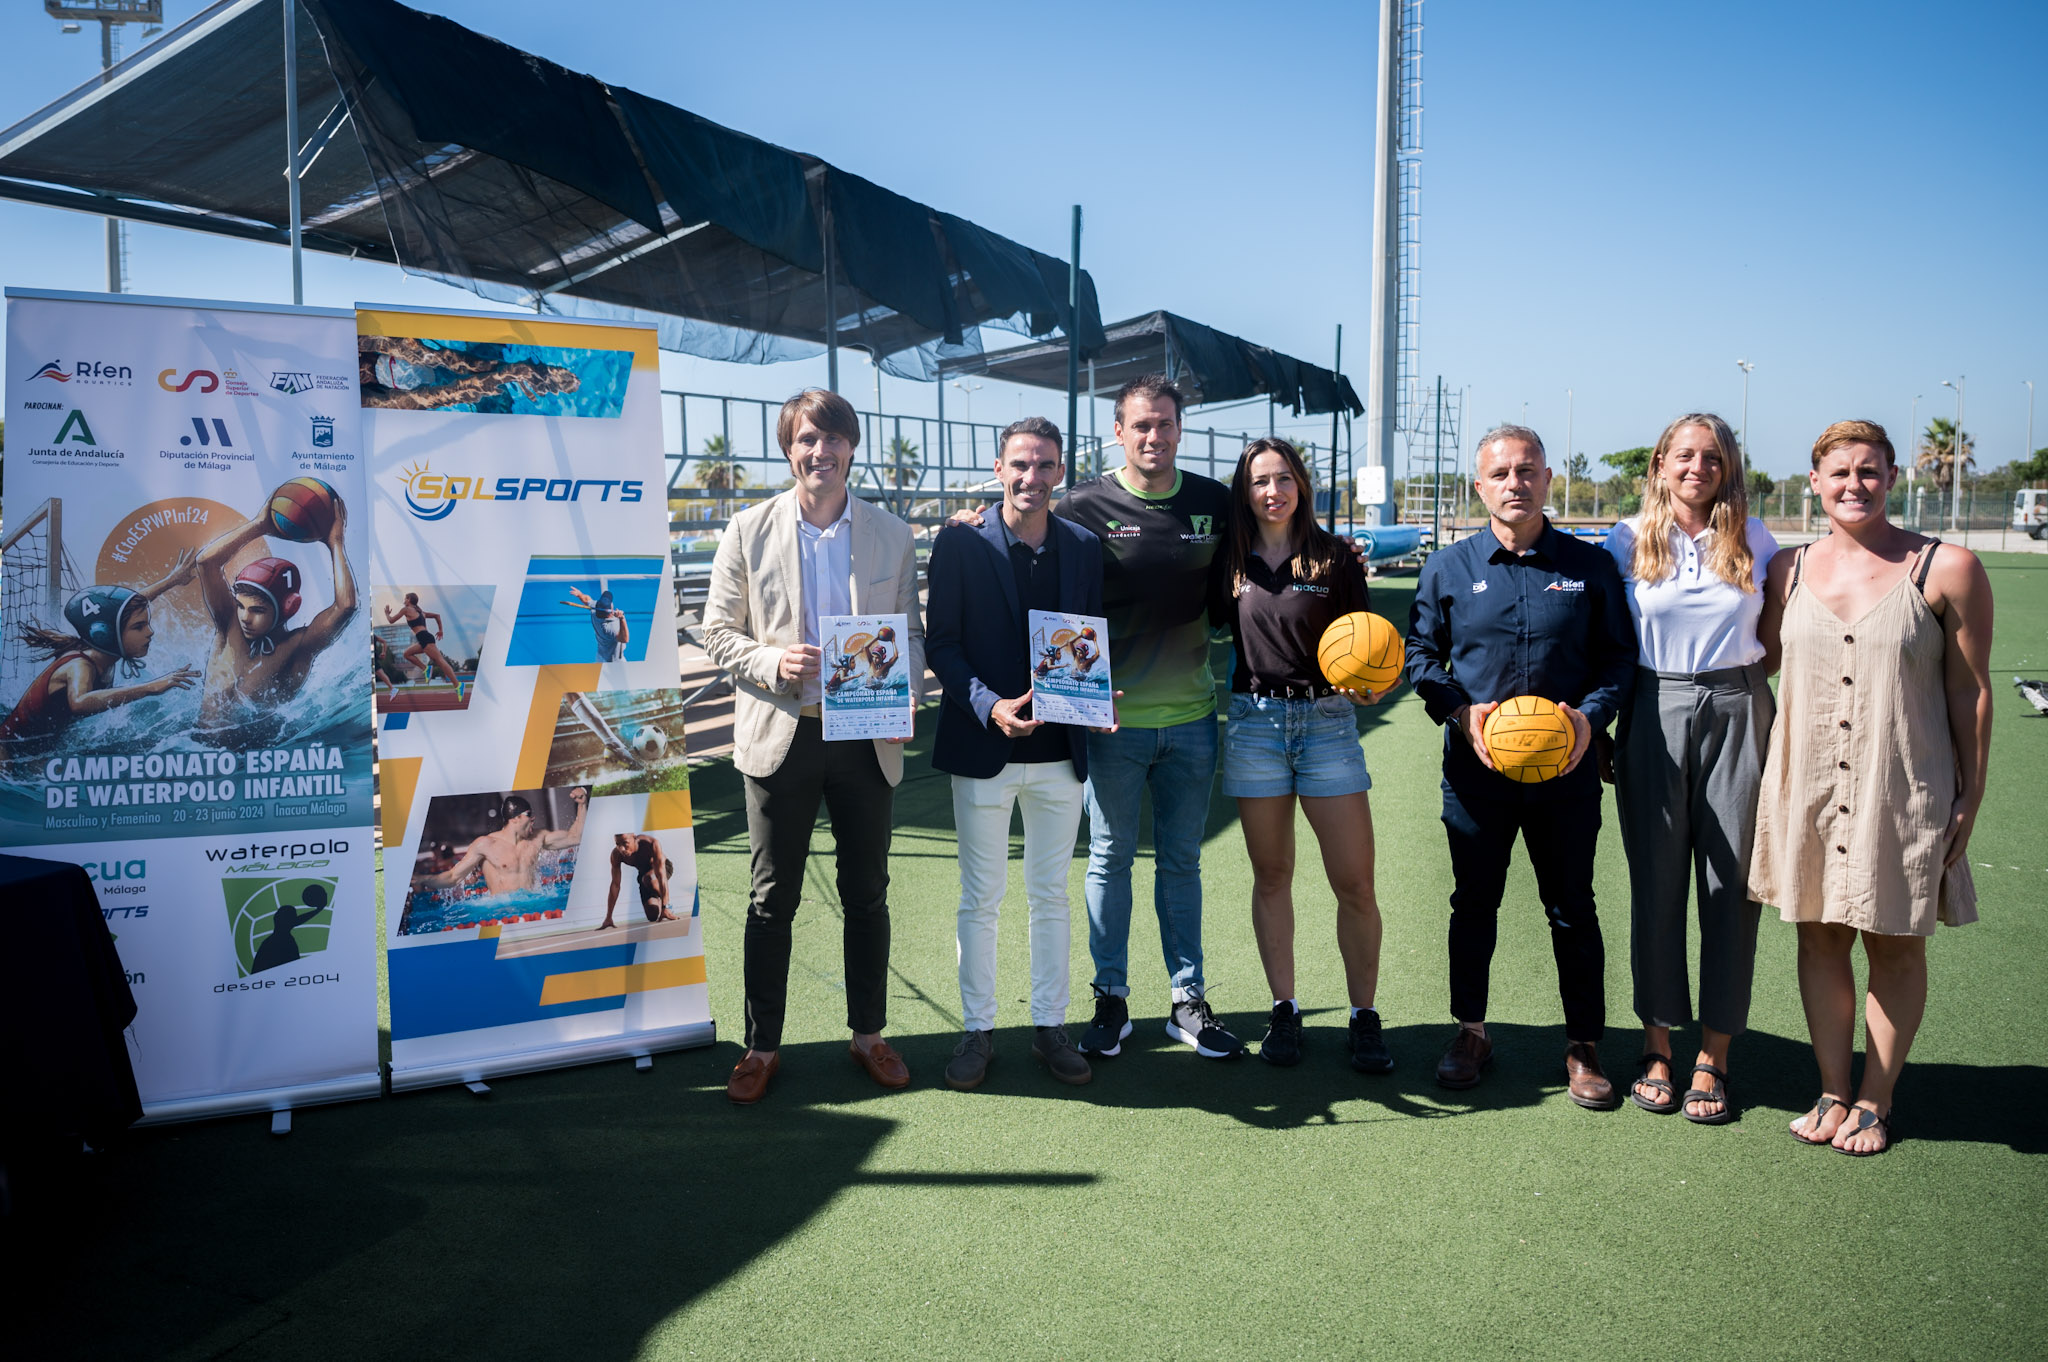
top-left (2, 1), bottom-right (2043, 478)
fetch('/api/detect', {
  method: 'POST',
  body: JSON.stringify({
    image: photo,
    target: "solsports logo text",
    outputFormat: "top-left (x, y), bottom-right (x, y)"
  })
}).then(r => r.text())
top-left (398, 461), bottom-right (643, 521)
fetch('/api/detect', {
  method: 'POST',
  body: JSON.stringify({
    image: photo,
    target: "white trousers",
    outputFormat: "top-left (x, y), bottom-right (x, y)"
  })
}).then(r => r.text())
top-left (952, 759), bottom-right (1086, 1030)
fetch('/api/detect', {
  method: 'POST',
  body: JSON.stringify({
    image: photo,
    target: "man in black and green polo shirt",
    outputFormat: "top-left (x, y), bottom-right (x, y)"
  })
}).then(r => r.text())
top-left (1055, 374), bottom-right (1245, 1059)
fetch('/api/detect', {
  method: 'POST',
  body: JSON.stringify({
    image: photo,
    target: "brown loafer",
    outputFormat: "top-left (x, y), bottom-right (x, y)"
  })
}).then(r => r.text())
top-left (1564, 1041), bottom-right (1619, 1110)
top-left (726, 1050), bottom-right (779, 1105)
top-left (850, 1038), bottom-right (910, 1090)
top-left (1435, 1027), bottom-right (1493, 1089)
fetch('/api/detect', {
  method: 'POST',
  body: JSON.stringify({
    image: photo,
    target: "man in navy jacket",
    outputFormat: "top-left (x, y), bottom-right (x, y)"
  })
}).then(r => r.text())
top-left (927, 417), bottom-right (1106, 1090)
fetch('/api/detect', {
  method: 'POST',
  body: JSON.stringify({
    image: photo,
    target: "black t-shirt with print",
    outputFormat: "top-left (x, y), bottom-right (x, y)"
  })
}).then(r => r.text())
top-left (1224, 544), bottom-right (1372, 696)
top-left (1055, 469), bottom-right (1234, 729)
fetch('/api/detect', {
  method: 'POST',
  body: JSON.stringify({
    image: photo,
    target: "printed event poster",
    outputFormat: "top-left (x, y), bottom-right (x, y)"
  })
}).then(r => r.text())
top-left (1027, 610), bottom-right (1113, 728)
top-left (1, 289), bottom-right (379, 1121)
top-left (363, 305), bottom-right (711, 1091)
top-left (819, 612), bottom-right (913, 741)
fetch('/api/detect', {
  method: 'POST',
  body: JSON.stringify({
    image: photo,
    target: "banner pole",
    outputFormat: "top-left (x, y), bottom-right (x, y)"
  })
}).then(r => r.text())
top-left (1066, 204), bottom-right (1081, 490)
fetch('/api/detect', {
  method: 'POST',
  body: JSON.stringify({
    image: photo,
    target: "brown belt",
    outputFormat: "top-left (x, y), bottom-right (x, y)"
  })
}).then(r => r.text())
top-left (799, 703), bottom-right (822, 718)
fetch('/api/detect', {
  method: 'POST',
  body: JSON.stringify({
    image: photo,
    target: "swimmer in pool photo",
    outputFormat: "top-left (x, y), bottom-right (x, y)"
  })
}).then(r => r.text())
top-left (412, 787), bottom-right (588, 899)
top-left (566, 587), bottom-right (629, 662)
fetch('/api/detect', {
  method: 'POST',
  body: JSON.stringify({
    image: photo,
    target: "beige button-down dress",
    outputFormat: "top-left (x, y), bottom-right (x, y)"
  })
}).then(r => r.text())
top-left (1747, 544), bottom-right (1977, 936)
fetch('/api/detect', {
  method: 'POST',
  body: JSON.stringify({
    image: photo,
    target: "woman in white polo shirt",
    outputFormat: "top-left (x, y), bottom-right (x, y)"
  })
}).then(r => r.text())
top-left (1604, 413), bottom-right (1778, 1124)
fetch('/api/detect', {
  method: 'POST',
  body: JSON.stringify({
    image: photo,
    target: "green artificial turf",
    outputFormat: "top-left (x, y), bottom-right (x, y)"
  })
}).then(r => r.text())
top-left (11, 557), bottom-right (2046, 1361)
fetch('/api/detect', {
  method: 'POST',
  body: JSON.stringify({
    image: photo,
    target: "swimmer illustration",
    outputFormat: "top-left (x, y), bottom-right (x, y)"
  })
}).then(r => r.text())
top-left (1069, 625), bottom-right (1101, 676)
top-left (250, 884), bottom-right (329, 975)
top-left (193, 489), bottom-right (357, 732)
top-left (599, 832), bottom-right (678, 929)
top-left (824, 643), bottom-right (865, 694)
top-left (358, 334), bottom-right (580, 411)
top-left (864, 623), bottom-right (900, 688)
top-left (564, 587), bottom-right (629, 662)
top-left (0, 550), bottom-right (200, 746)
top-left (383, 591), bottom-right (462, 696)
top-left (412, 787), bottom-right (587, 899)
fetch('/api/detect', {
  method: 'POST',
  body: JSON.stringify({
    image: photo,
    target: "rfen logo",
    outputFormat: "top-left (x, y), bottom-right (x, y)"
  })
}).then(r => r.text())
top-left (28, 359), bottom-right (132, 384)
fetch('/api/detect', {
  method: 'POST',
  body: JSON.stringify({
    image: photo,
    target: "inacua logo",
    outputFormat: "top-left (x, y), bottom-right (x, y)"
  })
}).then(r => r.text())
top-left (222, 875), bottom-right (337, 978)
top-left (397, 460), bottom-right (644, 521)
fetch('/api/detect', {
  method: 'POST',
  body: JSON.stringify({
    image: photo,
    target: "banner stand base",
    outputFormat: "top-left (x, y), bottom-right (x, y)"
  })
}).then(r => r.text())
top-left (137, 1071), bottom-right (384, 1128)
top-left (388, 1019), bottom-right (716, 1095)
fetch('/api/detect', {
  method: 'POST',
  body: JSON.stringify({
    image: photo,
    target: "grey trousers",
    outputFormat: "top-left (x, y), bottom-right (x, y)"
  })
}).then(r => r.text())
top-left (1614, 663), bottom-right (1773, 1035)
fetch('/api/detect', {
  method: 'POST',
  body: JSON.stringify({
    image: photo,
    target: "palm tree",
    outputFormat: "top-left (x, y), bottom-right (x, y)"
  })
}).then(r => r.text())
top-left (692, 434), bottom-right (747, 517)
top-left (1916, 418), bottom-right (1974, 496)
top-left (884, 435), bottom-right (922, 490)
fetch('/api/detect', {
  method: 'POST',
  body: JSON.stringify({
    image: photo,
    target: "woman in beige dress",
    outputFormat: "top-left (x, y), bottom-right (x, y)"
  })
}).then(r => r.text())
top-left (1750, 420), bottom-right (1994, 1155)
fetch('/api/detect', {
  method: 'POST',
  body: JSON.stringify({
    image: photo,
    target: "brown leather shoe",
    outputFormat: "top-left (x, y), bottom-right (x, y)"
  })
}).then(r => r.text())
top-left (1435, 1027), bottom-right (1493, 1089)
top-left (1565, 1041), bottom-right (1620, 1109)
top-left (850, 1038), bottom-right (910, 1090)
top-left (726, 1050), bottom-right (779, 1105)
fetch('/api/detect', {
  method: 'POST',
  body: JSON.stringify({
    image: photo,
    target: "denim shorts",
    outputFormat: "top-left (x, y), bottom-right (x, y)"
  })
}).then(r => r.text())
top-left (1220, 692), bottom-right (1373, 799)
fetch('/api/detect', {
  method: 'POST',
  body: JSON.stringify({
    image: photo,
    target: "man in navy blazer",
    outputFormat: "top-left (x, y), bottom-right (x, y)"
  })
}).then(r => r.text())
top-left (927, 417), bottom-right (1106, 1091)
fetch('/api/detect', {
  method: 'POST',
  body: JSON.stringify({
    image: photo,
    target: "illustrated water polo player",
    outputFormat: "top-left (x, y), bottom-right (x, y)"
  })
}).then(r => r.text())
top-left (0, 550), bottom-right (201, 746)
top-left (568, 586), bottom-right (629, 662)
top-left (412, 787), bottom-right (588, 901)
top-left (194, 494), bottom-right (357, 730)
top-left (599, 832), bottom-right (679, 929)
top-left (865, 623), bottom-right (900, 686)
top-left (383, 592), bottom-right (459, 687)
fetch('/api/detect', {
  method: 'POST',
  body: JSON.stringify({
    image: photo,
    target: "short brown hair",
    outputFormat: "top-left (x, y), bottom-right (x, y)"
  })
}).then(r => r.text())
top-left (1113, 373), bottom-right (1186, 424)
top-left (1810, 419), bottom-right (1894, 468)
top-left (776, 388), bottom-right (861, 455)
top-left (999, 415), bottom-right (1063, 457)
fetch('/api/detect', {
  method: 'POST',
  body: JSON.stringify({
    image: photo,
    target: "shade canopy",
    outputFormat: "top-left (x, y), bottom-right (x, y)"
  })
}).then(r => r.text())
top-left (940, 310), bottom-right (1361, 417)
top-left (0, 0), bottom-right (1105, 376)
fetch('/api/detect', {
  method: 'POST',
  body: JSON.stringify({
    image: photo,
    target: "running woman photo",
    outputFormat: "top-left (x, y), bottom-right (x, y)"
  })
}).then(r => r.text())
top-left (383, 591), bottom-right (460, 692)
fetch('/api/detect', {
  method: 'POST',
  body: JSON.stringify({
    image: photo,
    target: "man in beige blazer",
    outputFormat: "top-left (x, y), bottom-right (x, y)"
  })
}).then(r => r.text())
top-left (700, 388), bottom-right (925, 1103)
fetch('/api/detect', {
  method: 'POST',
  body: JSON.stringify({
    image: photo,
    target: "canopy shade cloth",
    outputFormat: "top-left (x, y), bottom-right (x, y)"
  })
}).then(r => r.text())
top-left (0, 0), bottom-right (1105, 376)
top-left (940, 310), bottom-right (1362, 417)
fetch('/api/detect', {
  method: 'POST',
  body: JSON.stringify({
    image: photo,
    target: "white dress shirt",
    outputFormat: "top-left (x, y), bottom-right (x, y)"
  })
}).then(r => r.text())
top-left (1604, 515), bottom-right (1779, 674)
top-left (796, 498), bottom-right (854, 705)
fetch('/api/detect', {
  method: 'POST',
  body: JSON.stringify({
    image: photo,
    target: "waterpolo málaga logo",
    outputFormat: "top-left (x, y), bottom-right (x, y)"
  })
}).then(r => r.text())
top-left (222, 875), bottom-right (338, 978)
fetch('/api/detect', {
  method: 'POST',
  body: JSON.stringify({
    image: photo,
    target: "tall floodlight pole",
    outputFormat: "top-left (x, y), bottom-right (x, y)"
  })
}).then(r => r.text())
top-left (48, 2), bottom-right (164, 292)
top-left (1736, 359), bottom-right (1754, 456)
top-left (1328, 323), bottom-right (1343, 531)
top-left (1942, 377), bottom-right (1965, 533)
top-left (1564, 387), bottom-right (1573, 518)
top-left (2026, 380), bottom-right (2036, 466)
top-left (283, 0), bottom-right (303, 303)
top-left (1067, 205), bottom-right (1082, 490)
top-left (1362, 0), bottom-right (1402, 526)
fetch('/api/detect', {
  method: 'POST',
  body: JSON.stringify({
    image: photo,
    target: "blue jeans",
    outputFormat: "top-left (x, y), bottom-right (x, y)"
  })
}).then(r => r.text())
top-left (1083, 717), bottom-right (1218, 998)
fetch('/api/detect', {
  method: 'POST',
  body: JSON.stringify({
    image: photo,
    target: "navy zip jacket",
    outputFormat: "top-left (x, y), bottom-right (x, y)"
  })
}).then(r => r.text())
top-left (1404, 521), bottom-right (1638, 791)
top-left (927, 513), bottom-right (1104, 781)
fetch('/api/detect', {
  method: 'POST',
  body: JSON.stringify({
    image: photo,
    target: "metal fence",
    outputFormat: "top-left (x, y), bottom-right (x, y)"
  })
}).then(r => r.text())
top-left (661, 389), bottom-right (1353, 534)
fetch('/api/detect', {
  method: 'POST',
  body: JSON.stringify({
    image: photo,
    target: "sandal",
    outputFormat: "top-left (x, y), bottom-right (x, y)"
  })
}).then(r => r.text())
top-left (1833, 1105), bottom-right (1893, 1157)
top-left (1682, 1062), bottom-right (1735, 1126)
top-left (1628, 1052), bottom-right (1679, 1114)
top-left (1790, 1094), bottom-right (1849, 1145)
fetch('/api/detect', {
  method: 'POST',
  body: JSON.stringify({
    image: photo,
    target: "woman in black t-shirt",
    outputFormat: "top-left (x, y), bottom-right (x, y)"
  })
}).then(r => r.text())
top-left (1219, 438), bottom-right (1392, 1074)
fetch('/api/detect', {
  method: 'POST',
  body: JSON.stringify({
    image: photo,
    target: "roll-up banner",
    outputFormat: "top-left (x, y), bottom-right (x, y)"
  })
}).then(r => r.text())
top-left (1, 288), bottom-right (379, 1123)
top-left (361, 305), bottom-right (712, 1091)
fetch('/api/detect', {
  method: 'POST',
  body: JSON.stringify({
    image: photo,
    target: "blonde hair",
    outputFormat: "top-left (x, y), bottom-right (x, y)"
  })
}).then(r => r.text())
top-left (1630, 413), bottom-right (1756, 592)
top-left (1811, 418), bottom-right (1895, 468)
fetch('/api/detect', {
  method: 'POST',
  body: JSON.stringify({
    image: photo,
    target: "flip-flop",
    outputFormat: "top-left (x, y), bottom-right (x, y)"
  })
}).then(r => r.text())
top-left (1628, 1052), bottom-right (1679, 1114)
top-left (1790, 1094), bottom-right (1849, 1145)
top-left (1833, 1105), bottom-right (1893, 1157)
top-left (1682, 1062), bottom-right (1735, 1125)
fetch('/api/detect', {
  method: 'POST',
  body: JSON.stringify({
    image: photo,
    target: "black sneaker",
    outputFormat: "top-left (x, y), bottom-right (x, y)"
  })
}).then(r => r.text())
top-left (1259, 1002), bottom-right (1304, 1067)
top-left (1166, 991), bottom-right (1244, 1059)
top-left (1348, 1009), bottom-right (1394, 1074)
top-left (1079, 987), bottom-right (1132, 1058)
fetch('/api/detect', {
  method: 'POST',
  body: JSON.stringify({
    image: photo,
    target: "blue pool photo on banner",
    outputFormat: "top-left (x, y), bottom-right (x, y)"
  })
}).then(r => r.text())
top-left (358, 336), bottom-right (632, 418)
top-left (505, 555), bottom-right (664, 665)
